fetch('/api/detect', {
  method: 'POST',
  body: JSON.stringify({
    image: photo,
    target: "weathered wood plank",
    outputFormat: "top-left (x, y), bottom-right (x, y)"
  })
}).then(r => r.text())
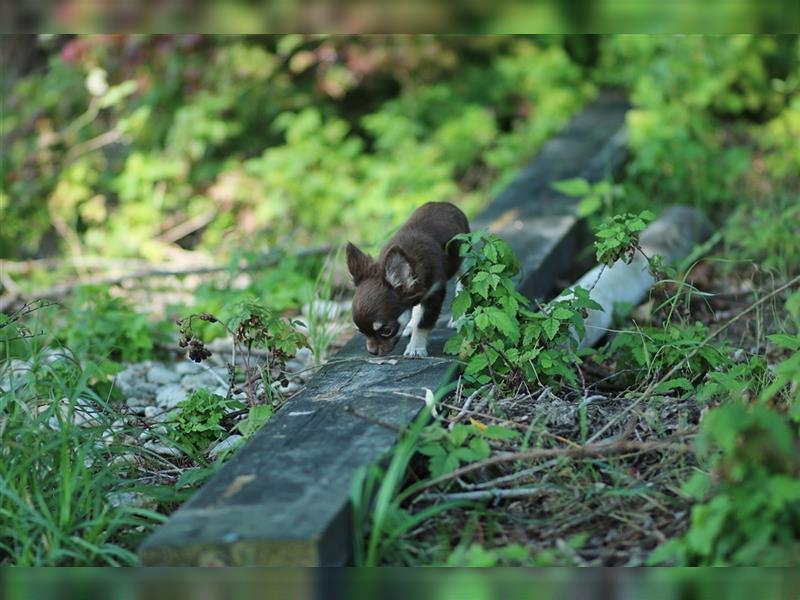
top-left (138, 91), bottom-right (630, 566)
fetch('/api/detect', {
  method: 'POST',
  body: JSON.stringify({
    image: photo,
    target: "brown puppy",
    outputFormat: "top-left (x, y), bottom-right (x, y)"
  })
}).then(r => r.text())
top-left (346, 202), bottom-right (470, 357)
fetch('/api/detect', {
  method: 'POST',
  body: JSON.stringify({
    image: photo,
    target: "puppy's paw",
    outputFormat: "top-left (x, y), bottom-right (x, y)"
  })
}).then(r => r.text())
top-left (403, 343), bottom-right (428, 358)
top-left (402, 323), bottom-right (414, 337)
top-left (446, 316), bottom-right (461, 329)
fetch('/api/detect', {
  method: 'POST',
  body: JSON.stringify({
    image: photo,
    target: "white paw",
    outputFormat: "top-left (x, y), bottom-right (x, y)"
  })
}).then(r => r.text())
top-left (402, 323), bottom-right (413, 337)
top-left (404, 344), bottom-right (428, 358)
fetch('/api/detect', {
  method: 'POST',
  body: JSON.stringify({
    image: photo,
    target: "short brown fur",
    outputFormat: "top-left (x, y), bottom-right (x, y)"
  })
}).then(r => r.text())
top-left (346, 202), bottom-right (469, 356)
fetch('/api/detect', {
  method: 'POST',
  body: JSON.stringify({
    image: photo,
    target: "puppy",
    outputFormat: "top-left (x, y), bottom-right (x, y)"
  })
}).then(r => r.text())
top-left (346, 202), bottom-right (470, 357)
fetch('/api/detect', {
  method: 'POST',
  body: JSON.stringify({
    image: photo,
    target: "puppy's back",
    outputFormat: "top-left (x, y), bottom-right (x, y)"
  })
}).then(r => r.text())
top-left (403, 202), bottom-right (470, 248)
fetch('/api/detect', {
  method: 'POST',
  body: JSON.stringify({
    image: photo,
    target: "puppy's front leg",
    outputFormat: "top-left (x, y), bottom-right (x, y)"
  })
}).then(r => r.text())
top-left (404, 284), bottom-right (445, 357)
top-left (402, 305), bottom-right (422, 337)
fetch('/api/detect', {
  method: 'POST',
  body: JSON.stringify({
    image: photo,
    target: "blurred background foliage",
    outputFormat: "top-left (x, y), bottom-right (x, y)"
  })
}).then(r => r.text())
top-left (1, 34), bottom-right (798, 308)
top-left (2, 35), bottom-right (593, 265)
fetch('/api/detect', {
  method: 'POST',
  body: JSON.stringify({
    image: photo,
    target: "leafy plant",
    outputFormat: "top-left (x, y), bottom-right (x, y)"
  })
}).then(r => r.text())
top-left (170, 389), bottom-right (243, 454)
top-left (418, 422), bottom-right (518, 478)
top-left (593, 210), bottom-right (655, 267)
top-left (648, 402), bottom-right (800, 566)
top-left (760, 290), bottom-right (800, 422)
top-left (607, 322), bottom-right (732, 387)
top-left (177, 297), bottom-right (307, 405)
top-left (552, 177), bottom-right (626, 218)
top-left (62, 285), bottom-right (156, 366)
top-left (445, 231), bottom-right (601, 391)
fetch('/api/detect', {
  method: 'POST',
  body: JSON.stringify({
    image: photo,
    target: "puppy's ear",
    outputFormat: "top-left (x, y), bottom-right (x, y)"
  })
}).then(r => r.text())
top-left (346, 242), bottom-right (375, 286)
top-left (384, 246), bottom-right (417, 293)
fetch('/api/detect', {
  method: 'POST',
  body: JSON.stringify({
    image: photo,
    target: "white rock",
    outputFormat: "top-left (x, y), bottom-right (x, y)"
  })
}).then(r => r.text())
top-left (125, 396), bottom-right (152, 415)
top-left (110, 453), bottom-right (141, 467)
top-left (47, 397), bottom-right (103, 430)
top-left (143, 441), bottom-right (183, 457)
top-left (208, 435), bottom-right (244, 459)
top-left (274, 381), bottom-right (301, 395)
top-left (106, 491), bottom-right (153, 509)
top-left (146, 364), bottom-right (181, 385)
top-left (181, 368), bottom-right (227, 392)
top-left (175, 361), bottom-right (204, 375)
top-left (0, 359), bottom-right (32, 392)
top-left (156, 384), bottom-right (187, 410)
top-left (115, 364), bottom-right (160, 398)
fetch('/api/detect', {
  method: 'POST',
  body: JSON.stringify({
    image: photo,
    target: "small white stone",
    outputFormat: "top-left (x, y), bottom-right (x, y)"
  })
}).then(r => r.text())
top-left (181, 369), bottom-right (227, 392)
top-left (106, 491), bottom-right (153, 509)
top-left (208, 435), bottom-right (244, 459)
top-left (143, 441), bottom-right (183, 457)
top-left (146, 364), bottom-right (181, 385)
top-left (156, 384), bottom-right (187, 410)
top-left (175, 361), bottom-right (204, 375)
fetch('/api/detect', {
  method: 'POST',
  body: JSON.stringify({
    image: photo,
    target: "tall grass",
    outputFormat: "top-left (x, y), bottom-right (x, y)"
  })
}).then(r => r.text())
top-left (0, 304), bottom-right (165, 566)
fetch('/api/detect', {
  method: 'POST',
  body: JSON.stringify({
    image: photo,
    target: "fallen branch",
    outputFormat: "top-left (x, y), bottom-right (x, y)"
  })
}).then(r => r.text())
top-left (0, 244), bottom-right (336, 313)
top-left (415, 484), bottom-right (560, 503)
top-left (413, 438), bottom-right (693, 496)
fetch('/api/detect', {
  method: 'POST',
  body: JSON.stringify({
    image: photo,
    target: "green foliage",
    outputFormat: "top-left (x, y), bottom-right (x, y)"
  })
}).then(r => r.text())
top-left (760, 291), bottom-right (800, 422)
top-left (648, 402), bottom-right (800, 566)
top-left (62, 285), bottom-right (155, 366)
top-left (608, 322), bottom-right (732, 385)
top-left (445, 231), bottom-right (601, 390)
top-left (418, 422), bottom-right (518, 478)
top-left (596, 36), bottom-right (798, 211)
top-left (724, 195), bottom-right (800, 276)
top-left (223, 299), bottom-right (306, 358)
top-left (552, 177), bottom-right (626, 218)
top-left (235, 405), bottom-right (273, 439)
top-left (443, 543), bottom-right (534, 567)
top-left (0, 305), bottom-right (166, 566)
top-left (3, 36), bottom-right (591, 263)
top-left (350, 398), bottom-right (468, 567)
top-left (593, 210), bottom-right (655, 267)
top-left (170, 389), bottom-right (243, 454)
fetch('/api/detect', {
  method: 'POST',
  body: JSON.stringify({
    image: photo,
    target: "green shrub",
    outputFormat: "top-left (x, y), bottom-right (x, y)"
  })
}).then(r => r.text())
top-left (648, 402), bottom-right (800, 566)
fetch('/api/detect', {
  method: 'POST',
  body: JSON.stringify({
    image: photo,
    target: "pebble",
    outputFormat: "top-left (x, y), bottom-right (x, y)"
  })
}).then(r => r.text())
top-left (143, 441), bottom-right (183, 457)
top-left (208, 435), bottom-right (244, 459)
top-left (106, 491), bottom-right (154, 509)
top-left (181, 368), bottom-right (227, 392)
top-left (0, 359), bottom-right (32, 392)
top-left (156, 384), bottom-right (187, 410)
top-left (146, 364), bottom-right (181, 385)
top-left (274, 381), bottom-right (301, 395)
top-left (175, 361), bottom-right (204, 376)
top-left (47, 397), bottom-right (103, 430)
top-left (125, 396), bottom-right (153, 415)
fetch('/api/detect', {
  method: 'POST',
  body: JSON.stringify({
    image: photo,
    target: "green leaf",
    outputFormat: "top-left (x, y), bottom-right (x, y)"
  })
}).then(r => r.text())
top-left (482, 425), bottom-right (520, 441)
top-left (653, 378), bottom-right (693, 394)
top-left (451, 291), bottom-right (472, 319)
top-left (468, 437), bottom-right (491, 459)
top-left (552, 178), bottom-right (591, 197)
top-left (542, 318), bottom-right (559, 340)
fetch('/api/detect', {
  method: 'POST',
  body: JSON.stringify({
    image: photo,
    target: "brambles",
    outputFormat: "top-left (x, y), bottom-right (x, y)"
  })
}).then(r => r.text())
top-left (177, 298), bottom-right (308, 405)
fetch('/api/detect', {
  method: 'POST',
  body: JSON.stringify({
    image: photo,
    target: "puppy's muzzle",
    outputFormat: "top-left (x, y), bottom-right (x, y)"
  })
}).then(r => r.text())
top-left (366, 335), bottom-right (400, 356)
